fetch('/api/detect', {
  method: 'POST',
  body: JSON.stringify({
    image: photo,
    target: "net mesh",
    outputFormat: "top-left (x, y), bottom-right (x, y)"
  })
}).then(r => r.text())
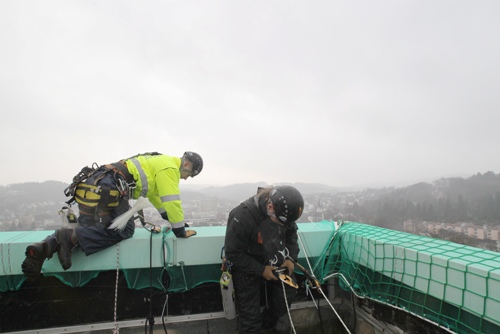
top-left (314, 221), bottom-right (500, 334)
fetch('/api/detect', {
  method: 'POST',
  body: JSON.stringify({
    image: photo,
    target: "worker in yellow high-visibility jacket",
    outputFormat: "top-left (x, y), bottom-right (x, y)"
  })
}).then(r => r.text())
top-left (22, 151), bottom-right (203, 281)
top-left (125, 151), bottom-right (202, 236)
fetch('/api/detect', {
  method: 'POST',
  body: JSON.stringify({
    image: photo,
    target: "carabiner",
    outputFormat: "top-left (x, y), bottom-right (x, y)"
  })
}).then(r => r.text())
top-left (278, 247), bottom-right (290, 261)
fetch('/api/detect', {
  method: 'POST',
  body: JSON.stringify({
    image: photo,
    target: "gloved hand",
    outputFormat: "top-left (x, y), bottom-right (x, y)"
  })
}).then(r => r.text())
top-left (179, 229), bottom-right (197, 238)
top-left (280, 259), bottom-right (294, 276)
top-left (262, 265), bottom-right (279, 281)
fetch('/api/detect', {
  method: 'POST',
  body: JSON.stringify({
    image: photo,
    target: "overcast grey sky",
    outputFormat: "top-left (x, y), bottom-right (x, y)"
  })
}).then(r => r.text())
top-left (1, 1), bottom-right (499, 188)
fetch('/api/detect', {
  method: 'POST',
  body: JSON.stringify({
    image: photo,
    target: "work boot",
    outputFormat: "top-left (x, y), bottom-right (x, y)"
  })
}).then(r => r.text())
top-left (21, 235), bottom-right (58, 281)
top-left (55, 229), bottom-right (77, 270)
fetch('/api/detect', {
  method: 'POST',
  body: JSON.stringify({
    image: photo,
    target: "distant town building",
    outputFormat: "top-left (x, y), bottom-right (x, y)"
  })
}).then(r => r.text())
top-left (405, 220), bottom-right (500, 242)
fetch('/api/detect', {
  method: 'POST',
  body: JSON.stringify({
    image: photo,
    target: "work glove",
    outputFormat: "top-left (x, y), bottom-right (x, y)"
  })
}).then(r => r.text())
top-left (262, 265), bottom-right (279, 281)
top-left (280, 259), bottom-right (294, 276)
top-left (172, 226), bottom-right (197, 238)
top-left (180, 229), bottom-right (197, 238)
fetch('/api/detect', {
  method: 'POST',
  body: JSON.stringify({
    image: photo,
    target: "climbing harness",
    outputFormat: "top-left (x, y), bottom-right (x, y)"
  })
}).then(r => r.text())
top-left (72, 162), bottom-right (134, 207)
top-left (74, 183), bottom-right (122, 208)
top-left (63, 163), bottom-right (99, 203)
top-left (62, 161), bottom-right (137, 224)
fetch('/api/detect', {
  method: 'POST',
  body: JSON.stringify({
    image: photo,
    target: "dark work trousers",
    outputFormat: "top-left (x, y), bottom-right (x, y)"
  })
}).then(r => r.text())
top-left (233, 269), bottom-right (296, 334)
top-left (74, 169), bottom-right (135, 256)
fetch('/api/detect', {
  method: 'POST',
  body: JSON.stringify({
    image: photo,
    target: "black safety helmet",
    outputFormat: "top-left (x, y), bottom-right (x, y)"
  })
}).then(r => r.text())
top-left (269, 185), bottom-right (304, 224)
top-left (183, 151), bottom-right (203, 177)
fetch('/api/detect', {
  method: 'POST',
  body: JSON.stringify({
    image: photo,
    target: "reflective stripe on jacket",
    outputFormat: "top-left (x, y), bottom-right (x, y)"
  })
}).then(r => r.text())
top-left (125, 154), bottom-right (185, 229)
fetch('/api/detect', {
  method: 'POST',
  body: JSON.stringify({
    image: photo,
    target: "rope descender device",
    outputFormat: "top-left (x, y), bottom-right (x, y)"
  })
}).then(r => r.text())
top-left (273, 267), bottom-right (298, 289)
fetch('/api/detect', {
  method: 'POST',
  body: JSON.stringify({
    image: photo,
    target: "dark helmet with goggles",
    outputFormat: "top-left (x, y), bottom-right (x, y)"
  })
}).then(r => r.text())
top-left (183, 151), bottom-right (203, 177)
top-left (269, 185), bottom-right (304, 224)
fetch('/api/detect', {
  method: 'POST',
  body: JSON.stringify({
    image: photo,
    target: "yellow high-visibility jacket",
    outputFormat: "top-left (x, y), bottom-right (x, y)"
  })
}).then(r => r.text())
top-left (125, 154), bottom-right (185, 230)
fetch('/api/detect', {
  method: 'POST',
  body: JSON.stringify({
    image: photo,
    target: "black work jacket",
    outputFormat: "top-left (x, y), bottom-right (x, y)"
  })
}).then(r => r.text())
top-left (224, 196), bottom-right (299, 277)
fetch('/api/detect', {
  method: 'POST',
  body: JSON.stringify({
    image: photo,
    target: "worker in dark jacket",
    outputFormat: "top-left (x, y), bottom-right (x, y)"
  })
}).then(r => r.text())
top-left (21, 151), bottom-right (203, 281)
top-left (224, 185), bottom-right (304, 334)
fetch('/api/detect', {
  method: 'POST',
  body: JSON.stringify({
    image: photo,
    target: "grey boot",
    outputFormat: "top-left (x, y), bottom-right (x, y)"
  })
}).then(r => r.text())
top-left (55, 229), bottom-right (77, 270)
top-left (21, 235), bottom-right (59, 281)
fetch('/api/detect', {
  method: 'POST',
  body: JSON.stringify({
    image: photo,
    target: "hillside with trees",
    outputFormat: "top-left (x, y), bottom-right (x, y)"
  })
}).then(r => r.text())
top-left (340, 171), bottom-right (500, 229)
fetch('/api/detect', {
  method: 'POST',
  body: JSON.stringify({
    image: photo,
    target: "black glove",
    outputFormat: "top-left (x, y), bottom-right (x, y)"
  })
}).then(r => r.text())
top-left (172, 227), bottom-right (186, 237)
top-left (172, 227), bottom-right (197, 238)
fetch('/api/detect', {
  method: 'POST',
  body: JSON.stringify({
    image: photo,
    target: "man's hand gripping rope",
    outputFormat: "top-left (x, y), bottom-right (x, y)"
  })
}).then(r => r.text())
top-left (265, 252), bottom-right (298, 289)
top-left (278, 248), bottom-right (321, 289)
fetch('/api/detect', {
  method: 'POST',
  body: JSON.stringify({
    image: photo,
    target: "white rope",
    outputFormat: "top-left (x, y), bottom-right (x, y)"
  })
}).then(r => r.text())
top-left (280, 280), bottom-right (297, 334)
top-left (308, 222), bottom-right (451, 334)
top-left (323, 272), bottom-right (457, 334)
top-left (297, 230), bottom-right (352, 334)
top-left (161, 293), bottom-right (169, 320)
top-left (112, 243), bottom-right (120, 334)
top-left (297, 232), bottom-right (316, 273)
top-left (323, 272), bottom-right (366, 299)
top-left (315, 282), bottom-right (352, 334)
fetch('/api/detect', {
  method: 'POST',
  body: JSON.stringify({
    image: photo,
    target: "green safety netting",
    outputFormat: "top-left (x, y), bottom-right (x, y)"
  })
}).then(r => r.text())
top-left (316, 221), bottom-right (500, 334)
top-left (120, 264), bottom-right (221, 292)
top-left (165, 264), bottom-right (222, 292)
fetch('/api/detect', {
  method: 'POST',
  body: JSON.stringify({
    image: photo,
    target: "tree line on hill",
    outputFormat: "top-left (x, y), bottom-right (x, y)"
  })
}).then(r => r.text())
top-left (0, 181), bottom-right (68, 213)
top-left (336, 171), bottom-right (500, 230)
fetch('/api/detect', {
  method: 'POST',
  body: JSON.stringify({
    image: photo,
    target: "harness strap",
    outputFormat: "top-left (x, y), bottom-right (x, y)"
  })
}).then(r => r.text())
top-left (105, 161), bottom-right (135, 184)
top-left (75, 184), bottom-right (121, 207)
top-left (64, 164), bottom-right (100, 205)
top-left (99, 187), bottom-right (112, 211)
top-left (65, 161), bottom-right (134, 219)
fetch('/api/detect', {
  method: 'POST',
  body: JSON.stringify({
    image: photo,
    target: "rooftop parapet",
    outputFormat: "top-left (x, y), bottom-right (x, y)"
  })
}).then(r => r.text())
top-left (0, 221), bottom-right (336, 292)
